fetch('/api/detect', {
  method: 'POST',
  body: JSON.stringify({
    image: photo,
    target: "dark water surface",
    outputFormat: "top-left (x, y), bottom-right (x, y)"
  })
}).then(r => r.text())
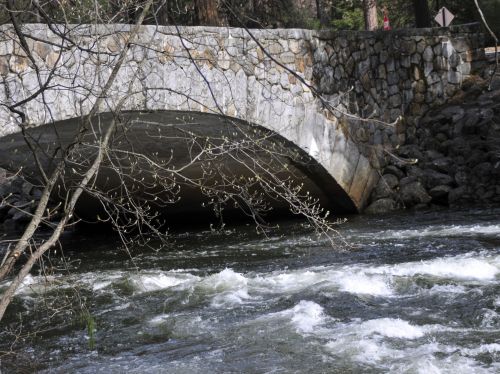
top-left (1, 206), bottom-right (499, 373)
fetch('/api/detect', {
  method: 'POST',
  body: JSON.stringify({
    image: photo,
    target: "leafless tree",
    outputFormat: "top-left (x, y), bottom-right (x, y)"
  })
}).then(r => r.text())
top-left (0, 0), bottom-right (347, 328)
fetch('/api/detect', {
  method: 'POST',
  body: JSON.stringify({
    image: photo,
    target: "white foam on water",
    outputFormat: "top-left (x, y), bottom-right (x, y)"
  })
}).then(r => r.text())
top-left (369, 223), bottom-right (500, 240)
top-left (324, 321), bottom-right (498, 373)
top-left (148, 314), bottom-right (170, 325)
top-left (322, 312), bottom-right (500, 372)
top-left (325, 331), bottom-right (395, 364)
top-left (96, 302), bottom-right (131, 316)
top-left (243, 251), bottom-right (498, 301)
top-left (495, 297), bottom-right (500, 307)
top-left (67, 270), bottom-right (200, 294)
top-left (289, 300), bottom-right (325, 333)
top-left (397, 354), bottom-right (496, 374)
top-left (196, 268), bottom-right (253, 307)
top-left (199, 268), bottom-right (248, 292)
top-left (250, 267), bottom-right (395, 298)
top-left (130, 273), bottom-right (190, 292)
top-left (2, 274), bottom-right (57, 296)
top-left (92, 280), bottom-right (113, 291)
top-left (252, 270), bottom-right (324, 294)
top-left (461, 343), bottom-right (500, 356)
top-left (370, 253), bottom-right (499, 281)
top-left (87, 272), bottom-right (124, 291)
top-left (12, 274), bottom-right (38, 294)
top-left (337, 273), bottom-right (392, 296)
top-left (210, 288), bottom-right (251, 307)
top-left (323, 318), bottom-right (443, 366)
top-left (260, 300), bottom-right (326, 334)
top-left (479, 308), bottom-right (499, 328)
top-left (249, 300), bottom-right (327, 336)
top-left (359, 318), bottom-right (425, 339)
top-left (428, 284), bottom-right (468, 294)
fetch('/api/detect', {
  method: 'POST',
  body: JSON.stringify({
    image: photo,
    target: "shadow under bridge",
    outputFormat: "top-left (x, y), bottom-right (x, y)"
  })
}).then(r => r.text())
top-left (0, 111), bottom-right (357, 225)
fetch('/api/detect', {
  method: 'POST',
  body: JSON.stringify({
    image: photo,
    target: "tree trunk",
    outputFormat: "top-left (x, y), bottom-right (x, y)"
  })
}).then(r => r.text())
top-left (363, 0), bottom-right (378, 31)
top-left (316, 0), bottom-right (333, 27)
top-left (413, 0), bottom-right (432, 28)
top-left (195, 0), bottom-right (221, 26)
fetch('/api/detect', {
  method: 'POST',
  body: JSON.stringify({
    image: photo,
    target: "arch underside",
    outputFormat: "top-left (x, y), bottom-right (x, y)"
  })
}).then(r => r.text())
top-left (0, 110), bottom-right (357, 224)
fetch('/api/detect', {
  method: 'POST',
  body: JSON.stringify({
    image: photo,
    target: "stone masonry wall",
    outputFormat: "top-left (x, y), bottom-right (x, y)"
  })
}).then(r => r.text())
top-left (365, 75), bottom-right (500, 213)
top-left (313, 23), bottom-right (485, 123)
top-left (0, 23), bottom-right (485, 212)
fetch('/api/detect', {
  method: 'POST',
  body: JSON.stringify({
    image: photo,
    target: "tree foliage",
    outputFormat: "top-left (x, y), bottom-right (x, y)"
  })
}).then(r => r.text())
top-left (1, 0), bottom-right (499, 35)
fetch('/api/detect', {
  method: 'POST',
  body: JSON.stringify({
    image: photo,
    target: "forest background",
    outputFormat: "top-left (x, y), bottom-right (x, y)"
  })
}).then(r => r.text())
top-left (2, 0), bottom-right (499, 40)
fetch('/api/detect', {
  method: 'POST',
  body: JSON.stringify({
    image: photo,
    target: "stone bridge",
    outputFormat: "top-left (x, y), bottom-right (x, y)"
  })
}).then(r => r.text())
top-left (0, 23), bottom-right (484, 214)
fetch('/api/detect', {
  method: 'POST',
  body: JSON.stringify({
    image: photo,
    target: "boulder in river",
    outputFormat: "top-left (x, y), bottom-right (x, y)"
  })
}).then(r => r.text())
top-left (365, 198), bottom-right (397, 214)
top-left (400, 181), bottom-right (432, 207)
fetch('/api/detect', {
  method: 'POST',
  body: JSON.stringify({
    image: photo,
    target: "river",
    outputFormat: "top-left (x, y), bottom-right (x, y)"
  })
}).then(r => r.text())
top-left (1, 206), bottom-right (499, 373)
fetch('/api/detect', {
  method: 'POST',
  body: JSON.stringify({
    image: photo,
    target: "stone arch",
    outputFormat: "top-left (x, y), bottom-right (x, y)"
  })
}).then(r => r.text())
top-left (0, 24), bottom-right (381, 211)
top-left (0, 110), bottom-right (363, 218)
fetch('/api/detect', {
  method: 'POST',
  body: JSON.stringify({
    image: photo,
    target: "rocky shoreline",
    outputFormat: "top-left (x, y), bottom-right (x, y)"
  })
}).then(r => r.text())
top-left (366, 74), bottom-right (500, 214)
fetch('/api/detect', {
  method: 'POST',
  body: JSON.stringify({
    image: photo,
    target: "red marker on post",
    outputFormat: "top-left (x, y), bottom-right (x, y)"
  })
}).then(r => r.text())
top-left (383, 8), bottom-right (391, 30)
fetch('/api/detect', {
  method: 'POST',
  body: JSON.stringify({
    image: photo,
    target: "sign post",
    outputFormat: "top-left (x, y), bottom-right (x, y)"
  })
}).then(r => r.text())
top-left (434, 7), bottom-right (455, 27)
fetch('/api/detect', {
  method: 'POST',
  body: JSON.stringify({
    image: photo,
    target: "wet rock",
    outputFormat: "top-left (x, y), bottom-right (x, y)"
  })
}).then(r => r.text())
top-left (423, 168), bottom-right (454, 188)
top-left (371, 176), bottom-right (395, 200)
top-left (400, 181), bottom-right (432, 206)
top-left (364, 198), bottom-right (397, 214)
top-left (448, 186), bottom-right (467, 204)
top-left (21, 181), bottom-right (33, 197)
top-left (419, 137), bottom-right (441, 153)
top-left (7, 206), bottom-right (17, 217)
top-left (405, 166), bottom-right (425, 180)
top-left (429, 185), bottom-right (452, 204)
top-left (10, 177), bottom-right (24, 192)
top-left (382, 174), bottom-right (399, 189)
top-left (383, 165), bottom-right (405, 179)
top-left (0, 184), bottom-right (10, 198)
top-left (435, 132), bottom-right (448, 143)
top-left (31, 188), bottom-right (43, 200)
top-left (398, 144), bottom-right (423, 160)
top-left (479, 188), bottom-right (495, 200)
top-left (472, 162), bottom-right (492, 179)
top-left (424, 150), bottom-right (444, 161)
top-left (466, 150), bottom-right (488, 167)
top-left (454, 169), bottom-right (469, 186)
top-left (0, 168), bottom-right (6, 184)
top-left (12, 209), bottom-right (31, 223)
top-left (2, 218), bottom-right (16, 231)
top-left (0, 200), bottom-right (9, 221)
top-left (427, 157), bottom-right (454, 174)
top-left (399, 176), bottom-right (417, 187)
top-left (441, 105), bottom-right (465, 122)
top-left (447, 138), bottom-right (471, 156)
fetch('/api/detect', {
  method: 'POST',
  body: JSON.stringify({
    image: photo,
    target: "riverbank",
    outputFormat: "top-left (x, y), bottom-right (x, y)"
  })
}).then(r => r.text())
top-left (366, 72), bottom-right (500, 214)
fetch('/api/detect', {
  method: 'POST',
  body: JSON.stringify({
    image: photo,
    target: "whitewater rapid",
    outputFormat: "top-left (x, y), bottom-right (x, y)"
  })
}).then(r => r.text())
top-left (1, 207), bottom-right (499, 373)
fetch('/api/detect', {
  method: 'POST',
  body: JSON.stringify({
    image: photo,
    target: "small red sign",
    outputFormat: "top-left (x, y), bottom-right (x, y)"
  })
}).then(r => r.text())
top-left (384, 8), bottom-right (391, 30)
